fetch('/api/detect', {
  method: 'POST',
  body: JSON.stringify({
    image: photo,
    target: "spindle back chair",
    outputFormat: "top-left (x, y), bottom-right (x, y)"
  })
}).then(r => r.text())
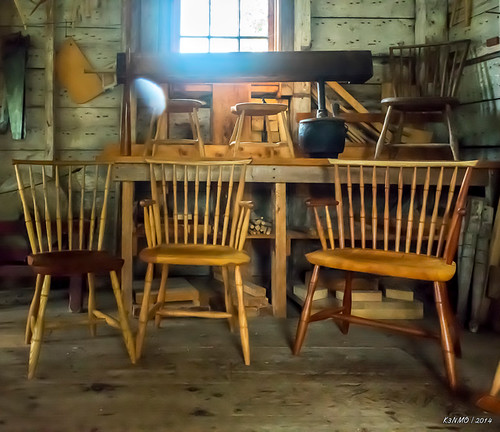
top-left (13, 160), bottom-right (135, 379)
top-left (293, 159), bottom-right (477, 390)
top-left (375, 40), bottom-right (471, 160)
top-left (136, 159), bottom-right (253, 365)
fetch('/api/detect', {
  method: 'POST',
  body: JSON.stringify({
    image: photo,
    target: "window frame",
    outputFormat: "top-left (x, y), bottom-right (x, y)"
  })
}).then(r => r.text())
top-left (170, 0), bottom-right (276, 53)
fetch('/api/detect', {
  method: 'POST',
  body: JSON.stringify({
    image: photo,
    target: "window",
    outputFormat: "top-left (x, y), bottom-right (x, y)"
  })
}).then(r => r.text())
top-left (176, 0), bottom-right (274, 53)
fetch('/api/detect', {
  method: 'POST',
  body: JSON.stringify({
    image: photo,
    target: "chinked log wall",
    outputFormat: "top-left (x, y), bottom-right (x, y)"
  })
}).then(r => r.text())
top-left (0, 0), bottom-right (122, 219)
top-left (449, 0), bottom-right (500, 159)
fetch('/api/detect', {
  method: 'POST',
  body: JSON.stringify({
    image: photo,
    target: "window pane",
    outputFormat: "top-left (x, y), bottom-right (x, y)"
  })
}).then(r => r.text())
top-left (240, 0), bottom-right (268, 37)
top-left (240, 38), bottom-right (268, 52)
top-left (210, 38), bottom-right (239, 53)
top-left (180, 37), bottom-right (209, 53)
top-left (210, 0), bottom-right (239, 36)
top-left (180, 0), bottom-right (209, 36)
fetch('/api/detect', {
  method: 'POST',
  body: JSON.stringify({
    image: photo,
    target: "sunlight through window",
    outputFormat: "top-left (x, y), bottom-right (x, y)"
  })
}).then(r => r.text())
top-left (179, 0), bottom-right (270, 53)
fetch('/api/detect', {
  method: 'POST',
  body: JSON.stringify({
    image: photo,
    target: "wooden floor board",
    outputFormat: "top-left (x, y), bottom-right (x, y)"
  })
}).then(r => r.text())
top-left (0, 294), bottom-right (499, 431)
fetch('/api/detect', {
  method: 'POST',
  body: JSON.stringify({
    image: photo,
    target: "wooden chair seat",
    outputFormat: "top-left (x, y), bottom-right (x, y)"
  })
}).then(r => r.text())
top-left (306, 248), bottom-right (456, 282)
top-left (27, 250), bottom-right (124, 276)
top-left (167, 98), bottom-right (205, 113)
top-left (381, 96), bottom-right (460, 112)
top-left (139, 244), bottom-right (250, 266)
top-left (231, 102), bottom-right (288, 116)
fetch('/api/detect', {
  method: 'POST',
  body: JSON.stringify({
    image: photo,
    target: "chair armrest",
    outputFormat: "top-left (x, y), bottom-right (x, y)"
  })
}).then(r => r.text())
top-left (306, 198), bottom-right (338, 250)
top-left (140, 199), bottom-right (156, 208)
top-left (306, 198), bottom-right (339, 207)
top-left (234, 201), bottom-right (254, 250)
top-left (239, 200), bottom-right (254, 210)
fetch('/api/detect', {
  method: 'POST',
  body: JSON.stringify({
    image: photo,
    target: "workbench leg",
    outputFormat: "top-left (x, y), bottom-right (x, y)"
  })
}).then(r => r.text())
top-left (121, 181), bottom-right (134, 314)
top-left (272, 183), bottom-right (287, 318)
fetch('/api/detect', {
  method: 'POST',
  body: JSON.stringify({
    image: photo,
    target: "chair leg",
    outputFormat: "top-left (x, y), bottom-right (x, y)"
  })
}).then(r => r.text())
top-left (439, 279), bottom-right (462, 358)
top-left (374, 105), bottom-right (394, 159)
top-left (444, 104), bottom-right (459, 161)
top-left (278, 111), bottom-right (295, 157)
top-left (109, 271), bottom-right (136, 364)
top-left (154, 264), bottom-right (169, 328)
top-left (191, 109), bottom-right (206, 157)
top-left (293, 264), bottom-right (320, 355)
top-left (222, 265), bottom-right (237, 332)
top-left (87, 273), bottom-right (97, 337)
top-left (25, 274), bottom-right (43, 345)
top-left (339, 271), bottom-right (353, 335)
top-left (232, 112), bottom-right (246, 157)
top-left (136, 263), bottom-right (154, 360)
top-left (434, 281), bottom-right (458, 390)
top-left (393, 111), bottom-right (405, 144)
top-left (28, 275), bottom-right (51, 379)
top-left (234, 265), bottom-right (250, 365)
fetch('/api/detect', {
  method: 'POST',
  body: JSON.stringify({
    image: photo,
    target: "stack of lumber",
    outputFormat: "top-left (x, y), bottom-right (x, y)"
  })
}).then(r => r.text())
top-left (212, 268), bottom-right (271, 317)
top-left (248, 217), bottom-right (272, 236)
top-left (289, 269), bottom-right (423, 320)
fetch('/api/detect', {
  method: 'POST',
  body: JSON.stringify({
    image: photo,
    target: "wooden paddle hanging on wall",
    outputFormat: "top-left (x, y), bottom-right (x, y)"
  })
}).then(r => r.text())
top-left (55, 38), bottom-right (103, 104)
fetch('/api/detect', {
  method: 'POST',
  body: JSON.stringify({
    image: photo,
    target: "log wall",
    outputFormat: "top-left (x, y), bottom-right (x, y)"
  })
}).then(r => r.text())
top-left (449, 0), bottom-right (500, 159)
top-left (0, 0), bottom-right (122, 219)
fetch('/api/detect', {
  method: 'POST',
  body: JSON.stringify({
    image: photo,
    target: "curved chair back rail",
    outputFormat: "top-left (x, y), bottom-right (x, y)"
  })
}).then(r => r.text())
top-left (314, 160), bottom-right (477, 263)
top-left (388, 39), bottom-right (471, 99)
top-left (143, 159), bottom-right (252, 250)
top-left (13, 160), bottom-right (114, 255)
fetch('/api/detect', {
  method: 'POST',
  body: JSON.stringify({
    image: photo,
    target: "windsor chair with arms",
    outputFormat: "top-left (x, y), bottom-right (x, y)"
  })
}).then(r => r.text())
top-left (374, 40), bottom-right (471, 160)
top-left (136, 159), bottom-right (253, 365)
top-left (13, 160), bottom-right (136, 379)
top-left (293, 159), bottom-right (477, 390)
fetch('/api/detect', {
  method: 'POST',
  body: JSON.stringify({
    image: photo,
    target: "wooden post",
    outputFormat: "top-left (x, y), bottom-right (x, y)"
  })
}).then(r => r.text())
top-left (415, 0), bottom-right (448, 44)
top-left (290, 0), bottom-right (311, 141)
top-left (121, 181), bottom-right (134, 313)
top-left (272, 182), bottom-right (287, 317)
top-left (45, 0), bottom-right (55, 161)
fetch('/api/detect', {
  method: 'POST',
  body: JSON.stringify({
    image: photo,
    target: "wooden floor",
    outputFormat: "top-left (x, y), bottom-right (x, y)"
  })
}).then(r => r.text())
top-left (0, 286), bottom-right (499, 432)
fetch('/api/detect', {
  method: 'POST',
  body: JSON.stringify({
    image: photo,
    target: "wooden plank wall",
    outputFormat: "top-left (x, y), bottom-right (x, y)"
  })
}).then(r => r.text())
top-left (450, 0), bottom-right (500, 158)
top-left (0, 0), bottom-right (122, 218)
top-left (310, 0), bottom-right (416, 110)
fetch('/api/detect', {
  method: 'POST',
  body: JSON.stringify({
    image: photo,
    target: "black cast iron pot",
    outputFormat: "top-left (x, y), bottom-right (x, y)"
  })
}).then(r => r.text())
top-left (298, 116), bottom-right (347, 158)
top-left (297, 80), bottom-right (348, 158)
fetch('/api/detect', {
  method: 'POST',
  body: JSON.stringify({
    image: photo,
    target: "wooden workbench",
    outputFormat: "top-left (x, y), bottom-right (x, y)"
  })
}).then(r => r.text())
top-left (99, 144), bottom-right (495, 318)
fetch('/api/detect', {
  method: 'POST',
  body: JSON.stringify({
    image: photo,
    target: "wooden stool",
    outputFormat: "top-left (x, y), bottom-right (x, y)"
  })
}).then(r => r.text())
top-left (152, 99), bottom-right (206, 157)
top-left (229, 103), bottom-right (295, 157)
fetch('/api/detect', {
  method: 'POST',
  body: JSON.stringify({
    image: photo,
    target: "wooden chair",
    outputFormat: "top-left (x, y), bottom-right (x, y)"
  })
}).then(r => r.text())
top-left (150, 99), bottom-right (206, 157)
top-left (229, 103), bottom-right (295, 157)
top-left (136, 159), bottom-right (253, 365)
top-left (293, 160), bottom-right (477, 390)
top-left (13, 160), bottom-right (136, 379)
top-left (374, 40), bottom-right (471, 161)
